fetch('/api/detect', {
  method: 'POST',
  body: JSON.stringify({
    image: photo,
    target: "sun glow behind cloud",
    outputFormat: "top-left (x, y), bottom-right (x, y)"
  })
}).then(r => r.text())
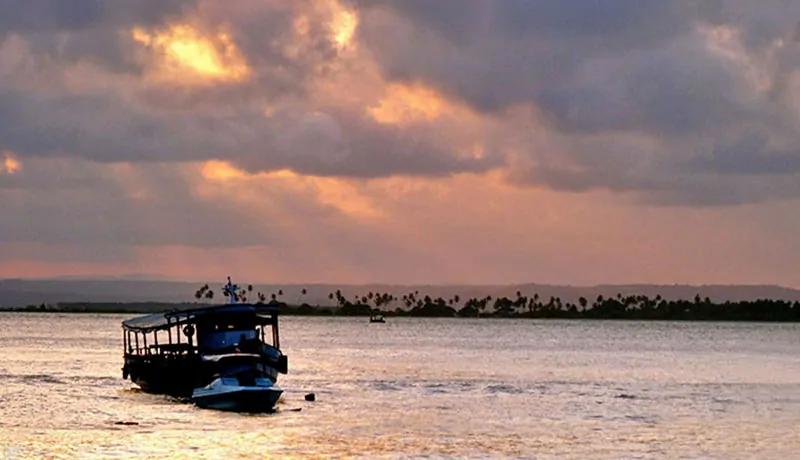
top-left (1, 152), bottom-right (21, 174)
top-left (201, 160), bottom-right (247, 181)
top-left (132, 23), bottom-right (250, 84)
top-left (329, 0), bottom-right (358, 51)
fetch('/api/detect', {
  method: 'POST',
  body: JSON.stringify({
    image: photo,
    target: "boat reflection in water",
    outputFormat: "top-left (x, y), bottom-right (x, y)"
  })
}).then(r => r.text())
top-left (121, 279), bottom-right (288, 412)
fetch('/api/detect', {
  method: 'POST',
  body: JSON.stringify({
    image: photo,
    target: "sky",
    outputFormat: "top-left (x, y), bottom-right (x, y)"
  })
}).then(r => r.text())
top-left (1, 0), bottom-right (800, 287)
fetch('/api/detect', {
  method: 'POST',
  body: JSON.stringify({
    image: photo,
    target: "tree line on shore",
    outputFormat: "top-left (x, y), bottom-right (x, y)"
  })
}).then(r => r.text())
top-left (312, 289), bottom-right (800, 321)
top-left (7, 285), bottom-right (800, 322)
top-left (222, 287), bottom-right (800, 322)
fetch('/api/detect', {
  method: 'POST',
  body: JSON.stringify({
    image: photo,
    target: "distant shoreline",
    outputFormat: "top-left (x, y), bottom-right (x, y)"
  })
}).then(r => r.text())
top-left (2, 297), bottom-right (800, 322)
top-left (4, 279), bottom-right (800, 311)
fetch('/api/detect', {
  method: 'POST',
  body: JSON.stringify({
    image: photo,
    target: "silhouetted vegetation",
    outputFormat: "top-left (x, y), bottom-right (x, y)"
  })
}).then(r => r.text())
top-left (3, 286), bottom-right (800, 322)
top-left (322, 289), bottom-right (800, 322)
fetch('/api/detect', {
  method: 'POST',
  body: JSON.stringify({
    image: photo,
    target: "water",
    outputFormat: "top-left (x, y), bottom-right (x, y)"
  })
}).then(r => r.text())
top-left (1, 313), bottom-right (800, 459)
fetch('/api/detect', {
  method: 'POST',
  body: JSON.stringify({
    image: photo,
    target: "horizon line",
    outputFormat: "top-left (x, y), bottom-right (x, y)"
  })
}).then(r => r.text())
top-left (1, 277), bottom-right (797, 291)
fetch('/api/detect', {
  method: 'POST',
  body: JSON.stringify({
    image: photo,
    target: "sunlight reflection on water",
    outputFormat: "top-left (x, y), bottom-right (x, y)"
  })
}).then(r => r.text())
top-left (1, 314), bottom-right (800, 458)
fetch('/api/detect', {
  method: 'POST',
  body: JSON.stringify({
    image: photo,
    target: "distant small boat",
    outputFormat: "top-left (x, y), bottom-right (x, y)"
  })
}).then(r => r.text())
top-left (121, 277), bottom-right (288, 412)
top-left (369, 314), bottom-right (386, 323)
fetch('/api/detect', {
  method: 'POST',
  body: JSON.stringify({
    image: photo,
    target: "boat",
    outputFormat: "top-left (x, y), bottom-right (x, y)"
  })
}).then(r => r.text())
top-left (369, 314), bottom-right (385, 323)
top-left (121, 278), bottom-right (288, 412)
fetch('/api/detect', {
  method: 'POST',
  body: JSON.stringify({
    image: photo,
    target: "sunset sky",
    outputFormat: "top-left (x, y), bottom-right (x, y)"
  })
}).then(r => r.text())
top-left (1, 1), bottom-right (800, 287)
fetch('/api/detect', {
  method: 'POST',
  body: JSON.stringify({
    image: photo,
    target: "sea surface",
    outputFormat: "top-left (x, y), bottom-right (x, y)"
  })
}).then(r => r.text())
top-left (1, 313), bottom-right (800, 459)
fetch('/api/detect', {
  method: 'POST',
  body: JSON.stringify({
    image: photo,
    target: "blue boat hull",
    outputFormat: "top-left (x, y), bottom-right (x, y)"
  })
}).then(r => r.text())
top-left (192, 378), bottom-right (283, 412)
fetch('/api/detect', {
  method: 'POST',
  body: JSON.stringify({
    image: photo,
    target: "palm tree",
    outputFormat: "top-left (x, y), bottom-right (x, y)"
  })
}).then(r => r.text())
top-left (195, 284), bottom-right (209, 302)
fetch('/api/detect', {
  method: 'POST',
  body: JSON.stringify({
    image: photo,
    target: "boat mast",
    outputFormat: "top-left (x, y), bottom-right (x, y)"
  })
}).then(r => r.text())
top-left (224, 276), bottom-right (241, 305)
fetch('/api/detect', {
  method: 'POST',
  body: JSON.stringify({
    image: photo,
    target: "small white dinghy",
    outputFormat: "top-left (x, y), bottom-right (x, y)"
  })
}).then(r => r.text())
top-left (192, 376), bottom-right (283, 412)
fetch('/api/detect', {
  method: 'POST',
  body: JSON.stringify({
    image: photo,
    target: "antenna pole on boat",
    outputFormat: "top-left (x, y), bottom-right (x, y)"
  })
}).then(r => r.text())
top-left (226, 276), bottom-right (240, 305)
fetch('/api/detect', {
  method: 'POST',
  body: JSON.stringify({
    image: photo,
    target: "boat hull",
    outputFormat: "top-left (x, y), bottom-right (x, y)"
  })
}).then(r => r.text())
top-left (124, 353), bottom-right (283, 398)
top-left (192, 378), bottom-right (283, 412)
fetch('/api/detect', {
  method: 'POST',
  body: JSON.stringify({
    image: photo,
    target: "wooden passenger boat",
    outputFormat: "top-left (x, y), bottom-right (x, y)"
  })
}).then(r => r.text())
top-left (121, 279), bottom-right (288, 412)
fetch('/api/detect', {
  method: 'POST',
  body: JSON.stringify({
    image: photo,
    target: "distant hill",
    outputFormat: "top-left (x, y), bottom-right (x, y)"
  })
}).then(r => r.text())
top-left (1, 278), bottom-right (800, 309)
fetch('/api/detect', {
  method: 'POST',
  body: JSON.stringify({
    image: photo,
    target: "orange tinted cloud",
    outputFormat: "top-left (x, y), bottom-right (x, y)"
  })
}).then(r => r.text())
top-left (368, 83), bottom-right (449, 125)
top-left (1, 152), bottom-right (21, 174)
top-left (201, 160), bottom-right (248, 181)
top-left (132, 23), bottom-right (250, 85)
top-left (198, 160), bottom-right (382, 220)
top-left (330, 2), bottom-right (358, 51)
top-left (3, 158), bottom-right (800, 288)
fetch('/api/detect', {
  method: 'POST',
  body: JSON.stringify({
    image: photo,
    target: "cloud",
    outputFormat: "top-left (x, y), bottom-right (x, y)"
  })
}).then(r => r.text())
top-left (0, 0), bottom-right (105, 34)
top-left (2, 0), bottom-right (800, 287)
top-left (1, 151), bottom-right (21, 174)
top-left (0, 0), bottom-right (192, 33)
top-left (0, 0), bottom-right (194, 74)
top-left (0, 0), bottom-right (497, 182)
top-left (349, 0), bottom-right (695, 112)
top-left (6, 0), bottom-right (798, 206)
top-left (0, 158), bottom-right (275, 247)
top-left (347, 0), bottom-right (800, 205)
top-left (4, 156), bottom-right (800, 287)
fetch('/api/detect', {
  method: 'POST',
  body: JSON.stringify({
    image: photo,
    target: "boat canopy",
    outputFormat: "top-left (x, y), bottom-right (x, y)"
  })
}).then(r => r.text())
top-left (122, 303), bottom-right (281, 332)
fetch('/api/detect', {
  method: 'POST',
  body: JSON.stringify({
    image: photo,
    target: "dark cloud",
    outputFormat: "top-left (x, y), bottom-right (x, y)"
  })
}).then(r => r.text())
top-left (231, 107), bottom-right (502, 178)
top-left (351, 1), bottom-right (800, 112)
top-left (0, 84), bottom-right (497, 179)
top-left (0, 88), bottom-right (218, 163)
top-left (0, 0), bottom-right (104, 33)
top-left (348, 0), bottom-right (800, 205)
top-left (535, 35), bottom-right (758, 137)
top-left (0, 0), bottom-right (193, 73)
top-left (0, 0), bottom-right (191, 33)
top-left (350, 0), bottom-right (698, 112)
top-left (689, 131), bottom-right (800, 176)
